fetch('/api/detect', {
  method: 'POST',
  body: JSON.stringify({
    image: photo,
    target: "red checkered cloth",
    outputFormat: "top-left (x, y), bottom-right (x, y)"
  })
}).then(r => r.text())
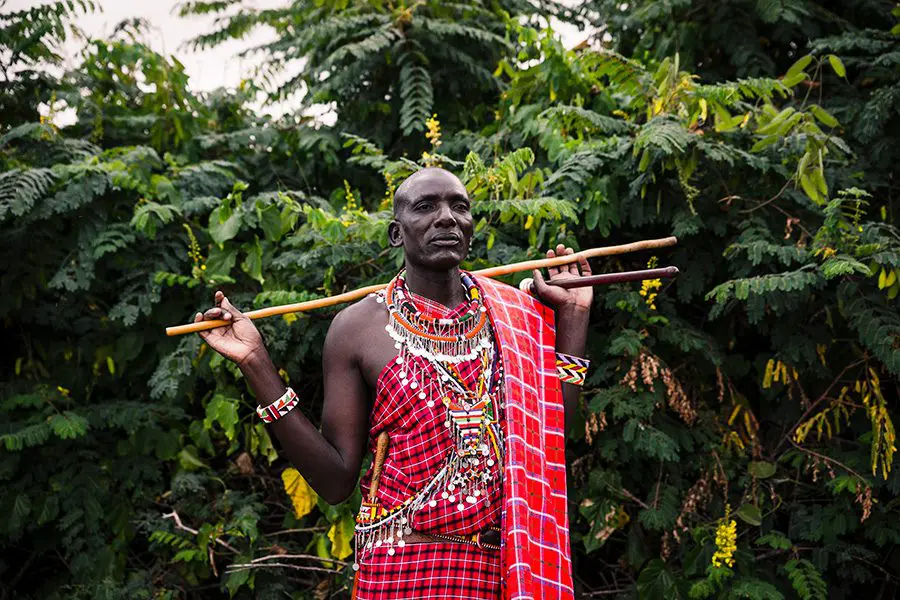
top-left (354, 288), bottom-right (504, 599)
top-left (354, 542), bottom-right (501, 599)
top-left (476, 275), bottom-right (575, 600)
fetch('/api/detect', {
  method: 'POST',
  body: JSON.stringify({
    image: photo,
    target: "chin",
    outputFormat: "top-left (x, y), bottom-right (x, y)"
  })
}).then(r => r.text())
top-left (420, 250), bottom-right (466, 270)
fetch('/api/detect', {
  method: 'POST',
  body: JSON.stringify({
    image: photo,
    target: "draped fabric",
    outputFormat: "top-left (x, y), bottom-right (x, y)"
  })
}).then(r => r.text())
top-left (353, 274), bottom-right (574, 600)
top-left (476, 275), bottom-right (575, 600)
top-left (354, 289), bottom-right (503, 599)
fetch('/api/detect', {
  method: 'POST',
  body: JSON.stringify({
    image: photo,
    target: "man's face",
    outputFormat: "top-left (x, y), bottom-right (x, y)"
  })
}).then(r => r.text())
top-left (390, 169), bottom-right (474, 270)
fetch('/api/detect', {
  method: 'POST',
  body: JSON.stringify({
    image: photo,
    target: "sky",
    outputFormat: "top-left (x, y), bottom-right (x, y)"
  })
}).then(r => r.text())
top-left (8, 0), bottom-right (592, 123)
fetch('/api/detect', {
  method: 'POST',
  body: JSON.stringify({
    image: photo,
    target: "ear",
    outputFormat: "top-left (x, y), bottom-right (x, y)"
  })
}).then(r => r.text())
top-left (388, 219), bottom-right (403, 248)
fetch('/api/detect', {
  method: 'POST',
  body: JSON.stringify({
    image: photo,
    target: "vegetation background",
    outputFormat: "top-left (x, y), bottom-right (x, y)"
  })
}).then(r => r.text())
top-left (2, 0), bottom-right (899, 598)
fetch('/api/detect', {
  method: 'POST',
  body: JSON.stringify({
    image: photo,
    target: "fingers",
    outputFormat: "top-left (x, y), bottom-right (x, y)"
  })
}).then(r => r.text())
top-left (561, 245), bottom-right (578, 275)
top-left (546, 248), bottom-right (560, 277)
top-left (531, 268), bottom-right (550, 296)
top-left (220, 295), bottom-right (245, 320)
top-left (578, 253), bottom-right (592, 276)
top-left (194, 312), bottom-right (210, 340)
top-left (547, 244), bottom-right (582, 276)
top-left (203, 307), bottom-right (232, 321)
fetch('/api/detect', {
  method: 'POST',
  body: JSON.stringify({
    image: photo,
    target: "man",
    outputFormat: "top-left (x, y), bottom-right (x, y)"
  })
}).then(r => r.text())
top-left (195, 168), bottom-right (592, 599)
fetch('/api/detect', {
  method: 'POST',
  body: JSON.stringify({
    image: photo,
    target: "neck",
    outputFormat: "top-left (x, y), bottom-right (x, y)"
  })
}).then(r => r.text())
top-left (403, 263), bottom-right (466, 308)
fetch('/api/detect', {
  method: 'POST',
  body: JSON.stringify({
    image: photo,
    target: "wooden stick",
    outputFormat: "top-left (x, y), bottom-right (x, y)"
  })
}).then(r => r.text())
top-left (368, 431), bottom-right (390, 503)
top-left (521, 266), bottom-right (679, 294)
top-left (166, 236), bottom-right (677, 336)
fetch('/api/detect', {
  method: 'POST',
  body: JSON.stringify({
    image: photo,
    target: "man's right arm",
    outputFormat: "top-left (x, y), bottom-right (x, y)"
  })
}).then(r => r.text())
top-left (198, 293), bottom-right (370, 504)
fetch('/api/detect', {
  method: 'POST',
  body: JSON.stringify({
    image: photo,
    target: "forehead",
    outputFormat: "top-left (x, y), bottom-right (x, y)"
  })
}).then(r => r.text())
top-left (400, 170), bottom-right (468, 203)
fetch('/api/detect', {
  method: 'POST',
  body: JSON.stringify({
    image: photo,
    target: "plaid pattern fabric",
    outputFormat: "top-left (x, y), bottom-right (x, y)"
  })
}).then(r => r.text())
top-left (476, 275), bottom-right (575, 600)
top-left (354, 288), bottom-right (504, 599)
top-left (354, 542), bottom-right (501, 600)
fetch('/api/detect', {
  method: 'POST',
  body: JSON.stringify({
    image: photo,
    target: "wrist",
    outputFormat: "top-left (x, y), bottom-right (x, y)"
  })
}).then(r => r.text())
top-left (239, 347), bottom-right (274, 372)
top-left (557, 303), bottom-right (590, 321)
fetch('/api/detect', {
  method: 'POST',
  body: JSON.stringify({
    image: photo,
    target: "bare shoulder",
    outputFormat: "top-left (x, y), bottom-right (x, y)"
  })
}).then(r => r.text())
top-left (325, 294), bottom-right (387, 350)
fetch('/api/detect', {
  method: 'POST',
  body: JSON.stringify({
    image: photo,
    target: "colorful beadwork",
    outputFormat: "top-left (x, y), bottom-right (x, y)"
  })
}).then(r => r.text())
top-left (556, 351), bottom-right (590, 386)
top-left (256, 387), bottom-right (300, 423)
top-left (354, 271), bottom-right (504, 566)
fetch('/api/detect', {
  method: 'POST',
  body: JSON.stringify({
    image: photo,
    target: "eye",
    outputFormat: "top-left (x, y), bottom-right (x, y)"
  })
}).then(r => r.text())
top-left (414, 201), bottom-right (433, 211)
top-left (453, 201), bottom-right (470, 211)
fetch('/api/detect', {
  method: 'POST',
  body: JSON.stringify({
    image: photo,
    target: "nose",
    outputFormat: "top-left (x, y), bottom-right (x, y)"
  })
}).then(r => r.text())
top-left (433, 203), bottom-right (456, 227)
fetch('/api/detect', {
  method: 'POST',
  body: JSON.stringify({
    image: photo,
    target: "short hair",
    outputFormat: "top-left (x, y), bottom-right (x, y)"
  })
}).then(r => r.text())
top-left (392, 167), bottom-right (461, 215)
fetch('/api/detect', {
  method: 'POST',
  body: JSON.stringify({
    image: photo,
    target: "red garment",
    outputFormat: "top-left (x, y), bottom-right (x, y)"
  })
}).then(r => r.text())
top-left (354, 275), bottom-right (574, 600)
top-left (477, 276), bottom-right (574, 600)
top-left (354, 290), bottom-right (503, 599)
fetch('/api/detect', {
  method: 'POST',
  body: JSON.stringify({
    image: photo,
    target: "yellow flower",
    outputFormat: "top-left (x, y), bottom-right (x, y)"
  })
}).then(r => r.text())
top-left (380, 171), bottom-right (395, 209)
top-left (638, 256), bottom-right (661, 310)
top-left (711, 508), bottom-right (737, 568)
top-left (343, 180), bottom-right (357, 211)
top-left (425, 113), bottom-right (442, 149)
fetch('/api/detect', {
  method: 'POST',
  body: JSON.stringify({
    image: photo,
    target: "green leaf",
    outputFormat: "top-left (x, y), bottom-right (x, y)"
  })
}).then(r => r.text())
top-left (756, 531), bottom-right (793, 550)
top-left (827, 54), bottom-right (846, 78)
top-left (206, 244), bottom-right (237, 276)
top-left (809, 105), bottom-right (839, 128)
top-left (736, 503), bottom-right (763, 526)
top-left (638, 149), bottom-right (651, 172)
top-left (585, 201), bottom-right (601, 231)
top-left (48, 412), bottom-right (89, 440)
top-left (749, 461), bottom-right (777, 479)
top-left (224, 568), bottom-right (251, 597)
top-left (13, 493), bottom-right (31, 520)
top-left (637, 559), bottom-right (683, 600)
top-left (204, 394), bottom-right (240, 441)
top-left (178, 446), bottom-right (209, 471)
top-left (209, 205), bottom-right (242, 244)
top-left (785, 54), bottom-right (813, 80)
top-left (799, 172), bottom-right (822, 204)
top-left (257, 202), bottom-right (282, 242)
top-left (782, 71), bottom-right (808, 88)
top-left (241, 237), bottom-right (265, 285)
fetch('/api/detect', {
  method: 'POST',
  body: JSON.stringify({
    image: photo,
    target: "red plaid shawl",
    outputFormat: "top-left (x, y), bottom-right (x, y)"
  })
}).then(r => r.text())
top-left (476, 275), bottom-right (575, 600)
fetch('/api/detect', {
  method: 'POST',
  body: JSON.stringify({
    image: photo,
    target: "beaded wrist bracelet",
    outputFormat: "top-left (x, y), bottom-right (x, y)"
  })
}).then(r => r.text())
top-left (556, 352), bottom-right (590, 386)
top-left (256, 387), bottom-right (300, 423)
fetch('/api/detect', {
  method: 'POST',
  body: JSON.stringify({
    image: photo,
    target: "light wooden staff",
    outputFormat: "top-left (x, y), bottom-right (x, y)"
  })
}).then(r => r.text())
top-left (165, 235), bottom-right (677, 336)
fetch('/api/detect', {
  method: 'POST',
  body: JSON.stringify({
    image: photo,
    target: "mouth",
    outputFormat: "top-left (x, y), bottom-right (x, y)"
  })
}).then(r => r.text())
top-left (429, 233), bottom-right (462, 247)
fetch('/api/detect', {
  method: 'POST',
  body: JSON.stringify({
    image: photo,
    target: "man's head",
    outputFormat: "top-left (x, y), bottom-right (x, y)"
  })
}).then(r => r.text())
top-left (388, 168), bottom-right (474, 271)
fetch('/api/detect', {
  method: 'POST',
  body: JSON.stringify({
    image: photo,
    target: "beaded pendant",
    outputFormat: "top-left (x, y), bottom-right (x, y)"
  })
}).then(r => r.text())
top-left (353, 272), bottom-right (504, 568)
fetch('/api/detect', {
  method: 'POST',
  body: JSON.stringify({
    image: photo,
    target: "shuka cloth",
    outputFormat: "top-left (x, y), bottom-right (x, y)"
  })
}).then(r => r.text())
top-left (354, 288), bottom-right (504, 599)
top-left (476, 275), bottom-right (575, 600)
top-left (354, 274), bottom-right (574, 600)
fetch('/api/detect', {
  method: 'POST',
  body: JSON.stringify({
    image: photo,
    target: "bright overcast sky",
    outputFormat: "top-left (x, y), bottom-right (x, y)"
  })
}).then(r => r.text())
top-left (8, 0), bottom-right (589, 120)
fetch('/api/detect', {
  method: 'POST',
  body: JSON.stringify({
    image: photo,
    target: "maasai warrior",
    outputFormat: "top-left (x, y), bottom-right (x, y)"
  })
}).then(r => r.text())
top-left (195, 168), bottom-right (592, 599)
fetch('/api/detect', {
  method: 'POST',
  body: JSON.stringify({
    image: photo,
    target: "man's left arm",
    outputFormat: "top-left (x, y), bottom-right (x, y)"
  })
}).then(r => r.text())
top-left (555, 304), bottom-right (590, 425)
top-left (531, 244), bottom-right (593, 429)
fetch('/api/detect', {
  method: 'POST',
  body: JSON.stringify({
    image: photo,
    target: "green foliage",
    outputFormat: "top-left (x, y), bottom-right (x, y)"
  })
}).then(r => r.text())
top-left (2, 1), bottom-right (900, 599)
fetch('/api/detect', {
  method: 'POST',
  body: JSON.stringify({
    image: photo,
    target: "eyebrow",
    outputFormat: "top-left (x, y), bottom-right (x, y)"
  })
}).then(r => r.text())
top-left (411, 192), bottom-right (470, 205)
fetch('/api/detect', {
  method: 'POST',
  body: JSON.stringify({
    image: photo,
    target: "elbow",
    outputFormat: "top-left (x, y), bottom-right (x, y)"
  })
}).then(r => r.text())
top-left (317, 473), bottom-right (358, 505)
top-left (321, 489), bottom-right (353, 505)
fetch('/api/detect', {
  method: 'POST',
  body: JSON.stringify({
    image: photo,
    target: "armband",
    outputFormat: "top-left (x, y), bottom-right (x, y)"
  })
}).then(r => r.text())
top-left (556, 352), bottom-right (590, 386)
top-left (257, 387), bottom-right (300, 423)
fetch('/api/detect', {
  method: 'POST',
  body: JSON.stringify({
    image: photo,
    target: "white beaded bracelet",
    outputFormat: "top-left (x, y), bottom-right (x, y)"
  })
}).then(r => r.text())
top-left (256, 387), bottom-right (299, 423)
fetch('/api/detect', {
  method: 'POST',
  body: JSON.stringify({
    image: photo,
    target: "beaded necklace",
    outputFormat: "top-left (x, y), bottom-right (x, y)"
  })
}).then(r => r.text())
top-left (354, 271), bottom-right (504, 567)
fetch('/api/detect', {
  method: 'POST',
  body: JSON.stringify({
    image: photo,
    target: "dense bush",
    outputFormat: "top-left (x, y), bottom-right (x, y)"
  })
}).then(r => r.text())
top-left (2, 1), bottom-right (898, 598)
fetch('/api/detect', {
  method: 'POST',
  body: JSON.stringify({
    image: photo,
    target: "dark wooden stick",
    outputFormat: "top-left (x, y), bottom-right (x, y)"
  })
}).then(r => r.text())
top-left (521, 266), bottom-right (679, 293)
